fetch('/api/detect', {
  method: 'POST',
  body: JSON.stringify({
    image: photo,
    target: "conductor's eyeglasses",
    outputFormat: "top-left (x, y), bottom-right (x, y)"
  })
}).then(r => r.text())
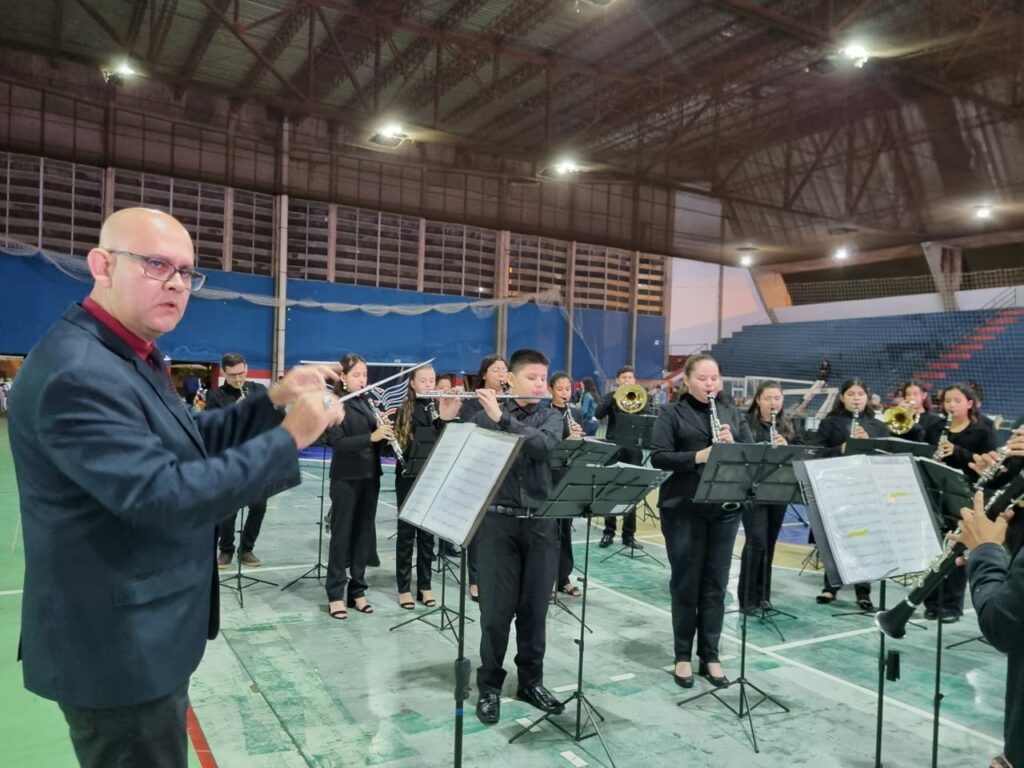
top-left (110, 250), bottom-right (207, 291)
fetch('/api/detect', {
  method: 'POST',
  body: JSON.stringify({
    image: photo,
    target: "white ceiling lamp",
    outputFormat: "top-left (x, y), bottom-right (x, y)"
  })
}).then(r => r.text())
top-left (974, 204), bottom-right (993, 220)
top-left (834, 247), bottom-right (850, 260)
top-left (840, 42), bottom-right (870, 68)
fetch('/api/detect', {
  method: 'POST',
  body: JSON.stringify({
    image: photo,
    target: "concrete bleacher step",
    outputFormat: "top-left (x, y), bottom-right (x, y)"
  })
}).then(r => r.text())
top-left (925, 361), bottom-right (960, 370)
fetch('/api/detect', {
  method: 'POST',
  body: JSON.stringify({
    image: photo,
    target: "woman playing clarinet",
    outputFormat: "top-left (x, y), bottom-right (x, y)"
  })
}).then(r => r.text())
top-left (650, 354), bottom-right (752, 689)
top-left (549, 371), bottom-right (584, 598)
top-left (738, 381), bottom-right (798, 613)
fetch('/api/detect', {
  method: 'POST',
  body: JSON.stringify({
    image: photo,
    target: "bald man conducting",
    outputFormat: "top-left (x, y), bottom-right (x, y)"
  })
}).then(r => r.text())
top-left (8, 208), bottom-right (345, 768)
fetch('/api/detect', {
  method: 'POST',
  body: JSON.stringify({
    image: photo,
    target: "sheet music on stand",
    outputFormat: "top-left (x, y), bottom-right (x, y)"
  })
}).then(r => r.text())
top-left (399, 422), bottom-right (522, 547)
top-left (794, 454), bottom-right (942, 585)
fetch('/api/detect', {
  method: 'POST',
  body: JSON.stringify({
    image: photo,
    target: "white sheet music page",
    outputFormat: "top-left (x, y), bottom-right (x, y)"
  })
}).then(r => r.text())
top-left (805, 454), bottom-right (941, 584)
top-left (400, 423), bottom-right (521, 546)
top-left (398, 422), bottom-right (474, 527)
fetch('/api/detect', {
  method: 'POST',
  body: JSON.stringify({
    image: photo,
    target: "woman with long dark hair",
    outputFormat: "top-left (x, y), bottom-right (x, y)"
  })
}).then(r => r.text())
top-left (738, 381), bottom-right (798, 612)
top-left (393, 363), bottom-right (440, 610)
top-left (324, 353), bottom-right (393, 620)
top-left (579, 376), bottom-right (600, 436)
top-left (923, 383), bottom-right (998, 623)
top-left (814, 377), bottom-right (888, 609)
top-left (651, 354), bottom-right (753, 689)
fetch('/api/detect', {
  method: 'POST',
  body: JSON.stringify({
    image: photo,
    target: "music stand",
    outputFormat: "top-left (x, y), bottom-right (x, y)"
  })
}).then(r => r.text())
top-left (510, 462), bottom-right (670, 768)
top-left (846, 437), bottom-right (933, 458)
top-left (548, 439), bottom-right (620, 631)
top-left (696, 443), bottom-right (823, 641)
top-left (677, 444), bottom-right (815, 751)
top-left (281, 442), bottom-right (330, 592)
top-left (390, 427), bottom-right (472, 638)
top-left (219, 505), bottom-right (277, 608)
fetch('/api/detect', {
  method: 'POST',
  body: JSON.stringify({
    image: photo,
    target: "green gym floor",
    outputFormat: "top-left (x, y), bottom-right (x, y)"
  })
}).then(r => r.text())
top-left (0, 418), bottom-right (1008, 767)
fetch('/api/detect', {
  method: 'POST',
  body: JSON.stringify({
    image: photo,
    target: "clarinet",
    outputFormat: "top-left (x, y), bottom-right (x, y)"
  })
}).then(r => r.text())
top-left (708, 391), bottom-right (723, 444)
top-left (849, 408), bottom-right (860, 438)
top-left (768, 409), bottom-right (779, 446)
top-left (876, 468), bottom-right (1024, 639)
top-left (932, 411), bottom-right (952, 461)
top-left (564, 405), bottom-right (581, 438)
top-left (364, 393), bottom-right (405, 464)
top-left (426, 397), bottom-right (439, 423)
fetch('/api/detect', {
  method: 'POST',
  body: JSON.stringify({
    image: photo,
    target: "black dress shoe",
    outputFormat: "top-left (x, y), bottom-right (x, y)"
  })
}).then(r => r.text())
top-left (599, 532), bottom-right (614, 548)
top-left (672, 663), bottom-right (694, 688)
top-left (939, 611), bottom-right (961, 624)
top-left (924, 609), bottom-right (938, 621)
top-left (476, 693), bottom-right (500, 725)
top-left (698, 660), bottom-right (730, 688)
top-left (622, 535), bottom-right (644, 550)
top-left (517, 685), bottom-right (565, 715)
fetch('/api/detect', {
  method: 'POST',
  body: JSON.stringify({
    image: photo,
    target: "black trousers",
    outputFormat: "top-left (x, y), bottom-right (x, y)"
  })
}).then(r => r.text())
top-left (737, 503), bottom-right (786, 608)
top-left (557, 518), bottom-right (574, 586)
top-left (326, 476), bottom-right (379, 602)
top-left (475, 513), bottom-right (558, 694)
top-left (59, 683), bottom-right (189, 768)
top-left (394, 474), bottom-right (434, 593)
top-left (605, 445), bottom-right (643, 535)
top-left (923, 566), bottom-right (967, 616)
top-left (660, 502), bottom-right (741, 663)
top-left (217, 501), bottom-right (267, 554)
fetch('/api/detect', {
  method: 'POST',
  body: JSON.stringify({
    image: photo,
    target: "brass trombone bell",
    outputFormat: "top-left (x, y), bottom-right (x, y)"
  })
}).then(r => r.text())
top-left (614, 383), bottom-right (648, 414)
top-left (882, 405), bottom-right (915, 435)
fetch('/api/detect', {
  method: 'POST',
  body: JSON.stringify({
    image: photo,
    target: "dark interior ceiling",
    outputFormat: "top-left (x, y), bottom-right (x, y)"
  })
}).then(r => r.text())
top-left (3, 0), bottom-right (1024, 265)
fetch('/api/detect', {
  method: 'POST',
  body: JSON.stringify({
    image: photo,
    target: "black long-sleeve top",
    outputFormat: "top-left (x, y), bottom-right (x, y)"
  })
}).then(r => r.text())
top-left (469, 400), bottom-right (563, 510)
top-left (550, 403), bottom-right (584, 440)
top-left (745, 411), bottom-right (801, 445)
top-left (967, 543), bottom-right (1024, 765)
top-left (397, 399), bottom-right (441, 471)
top-left (595, 390), bottom-right (649, 442)
top-left (326, 396), bottom-right (383, 481)
top-left (205, 381), bottom-right (267, 410)
top-left (902, 410), bottom-right (945, 443)
top-left (650, 393), bottom-right (754, 509)
top-left (815, 411), bottom-right (888, 457)
top-left (924, 418), bottom-right (998, 482)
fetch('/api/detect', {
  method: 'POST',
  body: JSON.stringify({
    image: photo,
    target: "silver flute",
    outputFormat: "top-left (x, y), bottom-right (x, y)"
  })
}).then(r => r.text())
top-left (769, 409), bottom-right (778, 445)
top-left (708, 390), bottom-right (723, 443)
top-left (849, 408), bottom-right (860, 438)
top-left (364, 393), bottom-right (404, 464)
top-left (416, 390), bottom-right (551, 400)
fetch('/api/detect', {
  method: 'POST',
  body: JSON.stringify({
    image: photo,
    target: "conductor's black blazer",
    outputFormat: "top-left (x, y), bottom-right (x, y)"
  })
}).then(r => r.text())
top-left (650, 396), bottom-right (753, 509)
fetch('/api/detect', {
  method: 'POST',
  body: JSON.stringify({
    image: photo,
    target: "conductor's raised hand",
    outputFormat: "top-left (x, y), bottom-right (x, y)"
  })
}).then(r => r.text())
top-left (476, 388), bottom-right (502, 423)
top-left (270, 364), bottom-right (341, 408)
top-left (717, 424), bottom-right (734, 444)
top-left (282, 391), bottom-right (345, 449)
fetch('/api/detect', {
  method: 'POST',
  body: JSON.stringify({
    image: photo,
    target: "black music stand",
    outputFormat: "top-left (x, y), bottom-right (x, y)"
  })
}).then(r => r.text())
top-left (390, 427), bottom-right (472, 638)
top-left (548, 439), bottom-right (620, 631)
top-left (281, 442), bottom-right (330, 592)
top-left (219, 505), bottom-right (277, 608)
top-left (510, 462), bottom-right (670, 768)
top-left (677, 444), bottom-right (811, 751)
top-left (846, 437), bottom-right (933, 458)
top-left (696, 443), bottom-right (823, 642)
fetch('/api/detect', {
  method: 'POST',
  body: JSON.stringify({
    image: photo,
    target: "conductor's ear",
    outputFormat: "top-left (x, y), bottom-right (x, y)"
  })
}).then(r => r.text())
top-left (87, 247), bottom-right (115, 287)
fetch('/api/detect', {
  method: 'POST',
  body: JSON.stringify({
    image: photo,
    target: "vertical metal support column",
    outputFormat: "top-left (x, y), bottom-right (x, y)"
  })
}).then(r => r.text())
top-left (222, 187), bottom-right (233, 272)
top-left (628, 250), bottom-right (640, 368)
top-left (495, 229), bottom-right (510, 356)
top-left (102, 166), bottom-right (114, 219)
top-left (716, 263), bottom-right (724, 344)
top-left (662, 255), bottom-right (673, 375)
top-left (272, 118), bottom-right (290, 380)
top-left (416, 217), bottom-right (426, 293)
top-left (565, 241), bottom-right (577, 376)
top-left (326, 204), bottom-right (337, 283)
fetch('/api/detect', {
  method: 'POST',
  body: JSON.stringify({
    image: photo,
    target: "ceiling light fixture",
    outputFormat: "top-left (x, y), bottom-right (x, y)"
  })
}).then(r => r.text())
top-left (101, 60), bottom-right (139, 85)
top-left (739, 255), bottom-right (754, 268)
top-left (974, 204), bottom-right (993, 220)
top-left (369, 122), bottom-right (408, 148)
top-left (553, 159), bottom-right (580, 176)
top-left (840, 42), bottom-right (870, 68)
top-left (834, 247), bottom-right (850, 260)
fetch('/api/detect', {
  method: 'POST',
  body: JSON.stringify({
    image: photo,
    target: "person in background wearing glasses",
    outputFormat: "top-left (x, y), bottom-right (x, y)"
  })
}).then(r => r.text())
top-left (206, 352), bottom-right (271, 569)
top-left (8, 208), bottom-right (345, 768)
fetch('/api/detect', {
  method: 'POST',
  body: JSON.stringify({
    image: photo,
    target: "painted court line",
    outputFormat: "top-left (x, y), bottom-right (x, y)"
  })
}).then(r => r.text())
top-left (186, 705), bottom-right (218, 768)
top-left (609, 672), bottom-right (636, 682)
top-left (584, 575), bottom-right (1002, 749)
top-left (560, 750), bottom-right (589, 767)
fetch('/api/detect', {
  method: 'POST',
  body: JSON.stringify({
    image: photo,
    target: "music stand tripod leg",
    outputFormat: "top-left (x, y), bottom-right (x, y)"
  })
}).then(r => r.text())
top-left (282, 444), bottom-right (330, 591)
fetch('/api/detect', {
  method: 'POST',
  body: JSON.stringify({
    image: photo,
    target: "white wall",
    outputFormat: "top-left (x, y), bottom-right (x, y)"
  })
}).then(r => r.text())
top-left (667, 259), bottom-right (770, 352)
